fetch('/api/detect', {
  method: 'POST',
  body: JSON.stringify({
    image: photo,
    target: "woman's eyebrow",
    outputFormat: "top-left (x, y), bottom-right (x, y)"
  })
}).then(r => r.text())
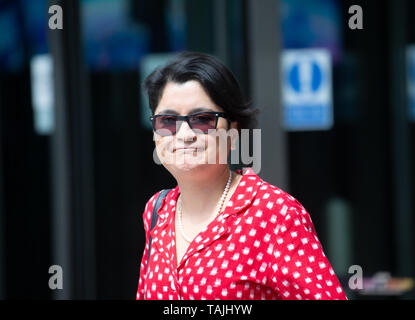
top-left (156, 107), bottom-right (215, 115)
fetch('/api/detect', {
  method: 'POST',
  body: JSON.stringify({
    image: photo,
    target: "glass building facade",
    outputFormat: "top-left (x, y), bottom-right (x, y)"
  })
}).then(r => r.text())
top-left (0, 0), bottom-right (414, 299)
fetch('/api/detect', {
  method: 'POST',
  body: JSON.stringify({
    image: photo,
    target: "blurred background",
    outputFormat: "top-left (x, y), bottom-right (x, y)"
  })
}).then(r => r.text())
top-left (0, 0), bottom-right (414, 299)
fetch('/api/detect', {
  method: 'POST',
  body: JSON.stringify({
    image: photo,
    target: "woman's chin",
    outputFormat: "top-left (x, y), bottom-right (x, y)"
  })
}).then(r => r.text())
top-left (172, 157), bottom-right (206, 171)
top-left (163, 154), bottom-right (207, 173)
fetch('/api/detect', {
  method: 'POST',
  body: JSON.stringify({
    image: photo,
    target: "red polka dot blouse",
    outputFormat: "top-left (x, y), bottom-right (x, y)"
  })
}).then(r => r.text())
top-left (136, 168), bottom-right (347, 300)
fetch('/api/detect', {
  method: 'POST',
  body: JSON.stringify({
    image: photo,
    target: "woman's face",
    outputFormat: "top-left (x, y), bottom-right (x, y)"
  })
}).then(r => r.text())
top-left (153, 80), bottom-right (237, 176)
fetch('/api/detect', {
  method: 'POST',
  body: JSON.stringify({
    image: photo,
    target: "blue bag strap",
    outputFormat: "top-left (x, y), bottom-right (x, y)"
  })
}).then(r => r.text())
top-left (143, 188), bottom-right (171, 300)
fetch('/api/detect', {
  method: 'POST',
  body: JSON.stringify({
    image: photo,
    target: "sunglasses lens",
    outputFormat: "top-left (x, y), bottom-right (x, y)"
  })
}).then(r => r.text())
top-left (152, 113), bottom-right (220, 135)
top-left (189, 113), bottom-right (217, 133)
top-left (154, 116), bottom-right (177, 136)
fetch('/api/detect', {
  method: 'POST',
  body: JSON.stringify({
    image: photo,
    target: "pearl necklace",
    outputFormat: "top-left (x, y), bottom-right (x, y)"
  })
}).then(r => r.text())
top-left (177, 170), bottom-right (232, 243)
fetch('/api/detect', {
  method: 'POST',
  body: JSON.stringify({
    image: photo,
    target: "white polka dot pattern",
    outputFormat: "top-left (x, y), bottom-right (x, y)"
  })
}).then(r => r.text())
top-left (136, 168), bottom-right (347, 300)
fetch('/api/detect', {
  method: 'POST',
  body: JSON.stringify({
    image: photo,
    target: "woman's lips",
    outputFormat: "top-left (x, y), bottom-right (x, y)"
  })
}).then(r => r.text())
top-left (173, 147), bottom-right (203, 152)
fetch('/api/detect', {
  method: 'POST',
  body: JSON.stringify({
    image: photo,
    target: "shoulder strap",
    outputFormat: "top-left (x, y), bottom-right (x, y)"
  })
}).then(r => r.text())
top-left (143, 189), bottom-right (171, 299)
top-left (149, 189), bottom-right (171, 235)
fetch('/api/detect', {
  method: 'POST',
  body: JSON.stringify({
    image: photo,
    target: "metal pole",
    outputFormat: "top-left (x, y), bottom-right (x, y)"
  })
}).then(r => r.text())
top-left (48, 0), bottom-right (96, 299)
top-left (246, 0), bottom-right (288, 190)
top-left (48, 0), bottom-right (72, 299)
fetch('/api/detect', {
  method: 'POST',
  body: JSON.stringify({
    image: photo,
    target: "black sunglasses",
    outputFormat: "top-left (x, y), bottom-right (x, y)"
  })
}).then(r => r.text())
top-left (150, 111), bottom-right (231, 136)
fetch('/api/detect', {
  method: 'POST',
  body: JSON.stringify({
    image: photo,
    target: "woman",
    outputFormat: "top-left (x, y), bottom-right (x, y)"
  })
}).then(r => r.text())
top-left (136, 51), bottom-right (347, 300)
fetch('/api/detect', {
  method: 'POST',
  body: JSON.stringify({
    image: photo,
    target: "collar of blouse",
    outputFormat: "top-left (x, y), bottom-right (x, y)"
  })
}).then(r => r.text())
top-left (150, 167), bottom-right (262, 269)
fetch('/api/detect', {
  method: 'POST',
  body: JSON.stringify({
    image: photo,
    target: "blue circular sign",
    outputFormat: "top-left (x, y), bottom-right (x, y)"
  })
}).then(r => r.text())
top-left (288, 61), bottom-right (322, 93)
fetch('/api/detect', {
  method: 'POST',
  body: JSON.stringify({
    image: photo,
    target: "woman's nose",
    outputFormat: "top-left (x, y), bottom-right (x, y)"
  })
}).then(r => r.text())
top-left (175, 120), bottom-right (197, 141)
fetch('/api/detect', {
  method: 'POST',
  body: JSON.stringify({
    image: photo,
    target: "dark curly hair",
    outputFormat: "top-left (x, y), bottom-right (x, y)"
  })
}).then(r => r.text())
top-left (143, 51), bottom-right (259, 132)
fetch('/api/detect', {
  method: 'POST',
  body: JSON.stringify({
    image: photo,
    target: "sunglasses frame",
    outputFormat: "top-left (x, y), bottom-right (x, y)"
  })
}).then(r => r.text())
top-left (149, 111), bottom-right (231, 136)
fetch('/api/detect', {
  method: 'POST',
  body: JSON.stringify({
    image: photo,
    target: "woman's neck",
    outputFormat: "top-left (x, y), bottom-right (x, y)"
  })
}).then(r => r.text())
top-left (175, 166), bottom-right (242, 225)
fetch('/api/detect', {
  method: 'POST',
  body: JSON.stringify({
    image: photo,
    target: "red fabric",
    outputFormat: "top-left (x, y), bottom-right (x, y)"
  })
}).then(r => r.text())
top-left (136, 168), bottom-right (347, 300)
